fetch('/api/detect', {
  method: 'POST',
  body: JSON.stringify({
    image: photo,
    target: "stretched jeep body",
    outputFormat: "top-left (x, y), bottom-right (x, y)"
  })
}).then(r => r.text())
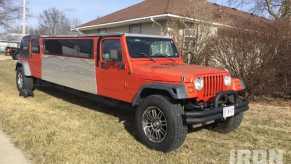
top-left (16, 33), bottom-right (248, 152)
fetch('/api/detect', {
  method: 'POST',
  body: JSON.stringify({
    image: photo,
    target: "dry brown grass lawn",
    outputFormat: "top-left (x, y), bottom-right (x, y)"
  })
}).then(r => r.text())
top-left (0, 59), bottom-right (290, 164)
top-left (0, 55), bottom-right (11, 61)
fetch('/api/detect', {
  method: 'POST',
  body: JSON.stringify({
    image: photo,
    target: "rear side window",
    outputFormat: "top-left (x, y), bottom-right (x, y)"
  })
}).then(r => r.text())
top-left (20, 38), bottom-right (29, 56)
top-left (44, 39), bottom-right (93, 58)
top-left (31, 39), bottom-right (40, 54)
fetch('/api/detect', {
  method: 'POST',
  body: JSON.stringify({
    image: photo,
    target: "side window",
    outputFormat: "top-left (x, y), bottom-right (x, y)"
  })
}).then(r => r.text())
top-left (78, 40), bottom-right (93, 58)
top-left (150, 41), bottom-right (174, 57)
top-left (31, 39), bottom-right (40, 54)
top-left (20, 38), bottom-right (29, 56)
top-left (62, 39), bottom-right (92, 58)
top-left (44, 39), bottom-right (62, 55)
top-left (44, 39), bottom-right (93, 58)
top-left (102, 39), bottom-right (122, 62)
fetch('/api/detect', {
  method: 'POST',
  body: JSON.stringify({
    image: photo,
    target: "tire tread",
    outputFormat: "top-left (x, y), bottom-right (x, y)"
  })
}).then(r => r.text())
top-left (135, 95), bottom-right (187, 152)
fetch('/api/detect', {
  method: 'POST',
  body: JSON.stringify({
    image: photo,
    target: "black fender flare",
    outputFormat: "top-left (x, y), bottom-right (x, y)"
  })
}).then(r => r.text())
top-left (15, 61), bottom-right (32, 76)
top-left (16, 62), bottom-right (22, 70)
top-left (132, 83), bottom-right (188, 106)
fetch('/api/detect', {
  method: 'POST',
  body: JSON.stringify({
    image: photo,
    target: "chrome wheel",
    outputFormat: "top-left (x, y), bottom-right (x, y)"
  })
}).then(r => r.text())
top-left (142, 106), bottom-right (168, 143)
top-left (17, 72), bottom-right (23, 89)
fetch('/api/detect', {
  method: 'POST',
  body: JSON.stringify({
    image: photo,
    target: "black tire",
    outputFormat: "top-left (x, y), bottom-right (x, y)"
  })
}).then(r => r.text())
top-left (135, 95), bottom-right (187, 152)
top-left (16, 67), bottom-right (34, 97)
top-left (210, 113), bottom-right (244, 133)
top-left (12, 54), bottom-right (17, 60)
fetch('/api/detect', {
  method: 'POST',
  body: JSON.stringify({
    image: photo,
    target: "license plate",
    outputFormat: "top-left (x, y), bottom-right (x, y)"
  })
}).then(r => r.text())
top-left (223, 106), bottom-right (235, 119)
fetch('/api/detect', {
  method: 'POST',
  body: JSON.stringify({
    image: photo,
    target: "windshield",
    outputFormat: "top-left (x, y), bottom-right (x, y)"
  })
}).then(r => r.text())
top-left (126, 37), bottom-right (178, 58)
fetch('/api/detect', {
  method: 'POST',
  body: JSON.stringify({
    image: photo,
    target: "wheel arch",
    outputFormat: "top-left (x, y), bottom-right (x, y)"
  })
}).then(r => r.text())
top-left (16, 62), bottom-right (22, 69)
top-left (16, 61), bottom-right (32, 76)
top-left (132, 83), bottom-right (187, 106)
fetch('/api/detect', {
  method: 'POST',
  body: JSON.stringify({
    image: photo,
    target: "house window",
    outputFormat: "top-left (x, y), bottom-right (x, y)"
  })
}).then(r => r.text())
top-left (97, 28), bottom-right (107, 34)
top-left (183, 29), bottom-right (199, 51)
top-left (129, 24), bottom-right (142, 33)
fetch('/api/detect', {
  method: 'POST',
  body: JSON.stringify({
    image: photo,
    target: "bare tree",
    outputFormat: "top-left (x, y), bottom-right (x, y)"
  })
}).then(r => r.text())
top-left (167, 0), bottom-right (215, 64)
top-left (38, 8), bottom-right (72, 35)
top-left (70, 18), bottom-right (81, 29)
top-left (208, 30), bottom-right (281, 96)
top-left (0, 0), bottom-right (19, 28)
top-left (208, 0), bottom-right (291, 97)
top-left (181, 23), bottom-right (215, 65)
top-left (225, 0), bottom-right (291, 20)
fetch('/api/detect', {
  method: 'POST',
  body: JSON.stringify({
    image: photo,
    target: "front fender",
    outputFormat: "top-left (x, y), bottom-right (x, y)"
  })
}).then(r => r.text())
top-left (16, 61), bottom-right (31, 76)
top-left (132, 83), bottom-right (187, 106)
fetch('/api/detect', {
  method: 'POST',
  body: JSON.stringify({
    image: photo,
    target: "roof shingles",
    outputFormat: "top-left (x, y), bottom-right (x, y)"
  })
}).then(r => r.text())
top-left (79, 0), bottom-right (272, 30)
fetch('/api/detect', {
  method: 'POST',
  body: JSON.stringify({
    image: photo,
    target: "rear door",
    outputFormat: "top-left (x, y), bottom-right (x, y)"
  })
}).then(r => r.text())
top-left (28, 37), bottom-right (41, 78)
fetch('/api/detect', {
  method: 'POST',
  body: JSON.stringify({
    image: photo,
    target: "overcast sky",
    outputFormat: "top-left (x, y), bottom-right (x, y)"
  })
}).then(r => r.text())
top-left (25, 0), bottom-right (243, 27)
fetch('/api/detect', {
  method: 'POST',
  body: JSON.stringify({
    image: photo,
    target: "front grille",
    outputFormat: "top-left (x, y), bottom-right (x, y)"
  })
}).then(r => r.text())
top-left (203, 74), bottom-right (224, 97)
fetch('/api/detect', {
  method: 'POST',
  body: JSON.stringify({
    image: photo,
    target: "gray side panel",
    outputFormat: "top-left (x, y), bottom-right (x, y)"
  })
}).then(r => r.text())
top-left (41, 55), bottom-right (97, 94)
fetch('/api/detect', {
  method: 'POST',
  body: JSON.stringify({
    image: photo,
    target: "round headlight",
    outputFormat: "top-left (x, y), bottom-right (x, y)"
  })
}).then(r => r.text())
top-left (194, 77), bottom-right (204, 91)
top-left (224, 76), bottom-right (232, 86)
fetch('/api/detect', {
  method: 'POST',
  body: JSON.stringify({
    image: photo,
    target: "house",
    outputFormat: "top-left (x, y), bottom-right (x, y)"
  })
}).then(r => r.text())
top-left (76, 0), bottom-right (271, 36)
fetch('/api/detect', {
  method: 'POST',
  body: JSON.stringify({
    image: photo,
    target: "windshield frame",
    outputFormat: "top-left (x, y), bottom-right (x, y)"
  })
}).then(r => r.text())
top-left (126, 36), bottom-right (179, 59)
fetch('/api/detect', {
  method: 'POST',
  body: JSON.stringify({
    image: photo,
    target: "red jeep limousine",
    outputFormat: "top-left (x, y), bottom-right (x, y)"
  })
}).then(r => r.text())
top-left (16, 33), bottom-right (248, 152)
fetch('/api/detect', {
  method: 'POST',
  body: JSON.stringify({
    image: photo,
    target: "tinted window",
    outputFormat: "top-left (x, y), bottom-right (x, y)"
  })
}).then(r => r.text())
top-left (102, 39), bottom-right (122, 62)
top-left (44, 39), bottom-right (93, 58)
top-left (20, 37), bottom-right (29, 56)
top-left (31, 39), bottom-right (40, 54)
top-left (126, 37), bottom-right (178, 58)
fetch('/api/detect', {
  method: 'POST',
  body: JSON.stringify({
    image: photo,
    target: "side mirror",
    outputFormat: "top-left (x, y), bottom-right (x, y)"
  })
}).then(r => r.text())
top-left (103, 53), bottom-right (110, 61)
top-left (118, 62), bottom-right (125, 70)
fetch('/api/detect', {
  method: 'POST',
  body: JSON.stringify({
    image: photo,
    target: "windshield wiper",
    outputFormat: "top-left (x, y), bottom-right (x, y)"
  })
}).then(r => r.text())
top-left (153, 54), bottom-right (177, 60)
top-left (139, 53), bottom-right (156, 62)
top-left (147, 56), bottom-right (156, 62)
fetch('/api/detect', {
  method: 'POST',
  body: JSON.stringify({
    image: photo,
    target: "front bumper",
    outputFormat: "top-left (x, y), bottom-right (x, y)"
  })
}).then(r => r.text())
top-left (184, 91), bottom-right (249, 125)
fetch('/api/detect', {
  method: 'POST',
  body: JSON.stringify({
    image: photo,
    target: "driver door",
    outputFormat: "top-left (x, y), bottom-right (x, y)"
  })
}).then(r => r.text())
top-left (96, 37), bottom-right (129, 101)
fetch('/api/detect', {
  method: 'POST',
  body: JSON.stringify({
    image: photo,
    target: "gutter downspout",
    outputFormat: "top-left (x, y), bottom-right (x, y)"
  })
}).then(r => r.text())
top-left (150, 17), bottom-right (165, 35)
top-left (71, 26), bottom-right (83, 35)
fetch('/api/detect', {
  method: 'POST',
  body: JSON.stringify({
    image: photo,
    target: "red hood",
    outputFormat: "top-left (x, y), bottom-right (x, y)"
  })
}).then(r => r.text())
top-left (132, 62), bottom-right (228, 82)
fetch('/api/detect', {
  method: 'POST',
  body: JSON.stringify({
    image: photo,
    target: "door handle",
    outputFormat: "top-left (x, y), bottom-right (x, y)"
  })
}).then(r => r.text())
top-left (118, 63), bottom-right (125, 70)
top-left (101, 62), bottom-right (109, 69)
